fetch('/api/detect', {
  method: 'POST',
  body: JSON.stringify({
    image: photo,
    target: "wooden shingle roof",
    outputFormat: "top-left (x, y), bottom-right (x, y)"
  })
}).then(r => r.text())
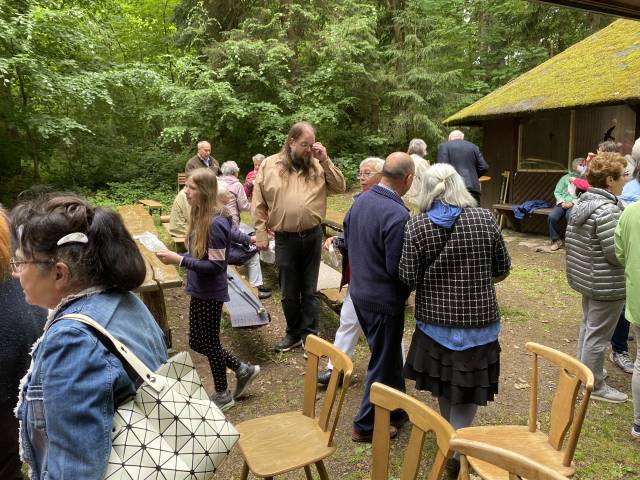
top-left (445, 19), bottom-right (640, 125)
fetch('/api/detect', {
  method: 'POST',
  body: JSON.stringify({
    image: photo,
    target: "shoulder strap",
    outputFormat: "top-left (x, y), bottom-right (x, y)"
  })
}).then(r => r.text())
top-left (57, 313), bottom-right (164, 393)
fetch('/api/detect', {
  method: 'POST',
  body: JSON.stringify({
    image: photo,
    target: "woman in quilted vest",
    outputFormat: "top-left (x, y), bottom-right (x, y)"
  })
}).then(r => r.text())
top-left (10, 195), bottom-right (168, 479)
top-left (157, 168), bottom-right (260, 412)
top-left (565, 151), bottom-right (628, 403)
top-left (399, 164), bottom-right (511, 477)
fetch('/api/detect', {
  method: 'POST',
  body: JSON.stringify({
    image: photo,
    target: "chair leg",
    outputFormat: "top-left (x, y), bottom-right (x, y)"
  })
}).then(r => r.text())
top-left (304, 465), bottom-right (314, 480)
top-left (240, 462), bottom-right (250, 480)
top-left (316, 460), bottom-right (330, 480)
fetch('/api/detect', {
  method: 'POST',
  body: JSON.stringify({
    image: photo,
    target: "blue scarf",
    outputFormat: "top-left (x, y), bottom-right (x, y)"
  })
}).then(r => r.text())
top-left (427, 201), bottom-right (462, 228)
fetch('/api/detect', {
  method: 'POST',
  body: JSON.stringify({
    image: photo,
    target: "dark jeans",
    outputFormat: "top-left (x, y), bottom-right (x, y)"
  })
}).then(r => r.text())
top-left (352, 302), bottom-right (406, 434)
top-left (275, 226), bottom-right (323, 339)
top-left (611, 306), bottom-right (630, 354)
top-left (468, 189), bottom-right (481, 205)
top-left (0, 403), bottom-right (22, 480)
top-left (548, 205), bottom-right (572, 241)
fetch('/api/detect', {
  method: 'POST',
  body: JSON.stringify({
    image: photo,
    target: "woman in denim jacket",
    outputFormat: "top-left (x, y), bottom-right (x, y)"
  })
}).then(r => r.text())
top-left (10, 195), bottom-right (168, 479)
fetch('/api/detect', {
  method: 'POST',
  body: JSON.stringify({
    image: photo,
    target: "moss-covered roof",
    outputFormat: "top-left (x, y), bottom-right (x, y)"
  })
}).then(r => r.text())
top-left (445, 19), bottom-right (640, 125)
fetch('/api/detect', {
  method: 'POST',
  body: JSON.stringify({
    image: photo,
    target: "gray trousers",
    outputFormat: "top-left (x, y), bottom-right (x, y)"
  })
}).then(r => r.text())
top-left (632, 324), bottom-right (640, 426)
top-left (577, 295), bottom-right (625, 390)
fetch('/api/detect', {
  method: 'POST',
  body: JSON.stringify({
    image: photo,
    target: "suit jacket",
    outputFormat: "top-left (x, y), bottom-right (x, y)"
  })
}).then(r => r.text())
top-left (185, 154), bottom-right (220, 175)
top-left (436, 139), bottom-right (488, 194)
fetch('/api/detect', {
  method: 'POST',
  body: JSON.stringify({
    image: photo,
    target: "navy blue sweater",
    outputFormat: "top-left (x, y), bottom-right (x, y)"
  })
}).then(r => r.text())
top-left (181, 214), bottom-right (232, 301)
top-left (344, 184), bottom-right (411, 314)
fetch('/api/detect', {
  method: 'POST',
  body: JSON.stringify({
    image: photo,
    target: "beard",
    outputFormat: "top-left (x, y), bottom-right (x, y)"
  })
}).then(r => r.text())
top-left (291, 149), bottom-right (312, 169)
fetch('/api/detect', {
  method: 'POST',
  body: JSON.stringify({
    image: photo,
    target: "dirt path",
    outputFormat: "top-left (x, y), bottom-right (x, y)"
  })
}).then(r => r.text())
top-left (164, 230), bottom-right (639, 479)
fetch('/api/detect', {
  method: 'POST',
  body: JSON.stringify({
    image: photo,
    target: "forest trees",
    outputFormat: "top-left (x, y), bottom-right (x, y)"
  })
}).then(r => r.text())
top-left (0, 0), bottom-right (609, 202)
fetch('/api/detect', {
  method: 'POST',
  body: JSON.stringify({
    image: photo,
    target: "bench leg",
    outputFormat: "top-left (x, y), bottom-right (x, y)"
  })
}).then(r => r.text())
top-left (141, 289), bottom-right (172, 348)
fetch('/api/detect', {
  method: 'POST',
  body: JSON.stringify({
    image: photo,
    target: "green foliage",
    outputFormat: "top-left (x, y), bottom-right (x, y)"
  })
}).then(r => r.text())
top-left (0, 0), bottom-right (612, 207)
top-left (91, 179), bottom-right (176, 210)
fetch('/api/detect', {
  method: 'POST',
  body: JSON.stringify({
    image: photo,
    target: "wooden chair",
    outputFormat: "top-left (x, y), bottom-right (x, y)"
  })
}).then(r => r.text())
top-left (450, 439), bottom-right (568, 480)
top-left (455, 342), bottom-right (595, 480)
top-left (177, 172), bottom-right (187, 192)
top-left (236, 335), bottom-right (353, 480)
top-left (369, 383), bottom-right (455, 480)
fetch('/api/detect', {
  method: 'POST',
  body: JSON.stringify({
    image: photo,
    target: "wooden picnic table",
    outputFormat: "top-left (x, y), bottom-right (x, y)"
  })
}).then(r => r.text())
top-left (138, 198), bottom-right (163, 215)
top-left (117, 204), bottom-right (182, 347)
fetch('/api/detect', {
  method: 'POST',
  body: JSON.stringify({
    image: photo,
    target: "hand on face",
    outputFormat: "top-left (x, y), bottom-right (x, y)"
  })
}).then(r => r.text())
top-left (311, 142), bottom-right (328, 163)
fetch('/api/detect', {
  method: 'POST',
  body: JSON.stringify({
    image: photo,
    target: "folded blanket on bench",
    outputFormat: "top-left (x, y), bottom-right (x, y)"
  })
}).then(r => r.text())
top-left (512, 200), bottom-right (551, 220)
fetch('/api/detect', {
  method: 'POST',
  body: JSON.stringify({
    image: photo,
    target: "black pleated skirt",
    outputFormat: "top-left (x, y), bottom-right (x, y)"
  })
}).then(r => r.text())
top-left (403, 328), bottom-right (501, 406)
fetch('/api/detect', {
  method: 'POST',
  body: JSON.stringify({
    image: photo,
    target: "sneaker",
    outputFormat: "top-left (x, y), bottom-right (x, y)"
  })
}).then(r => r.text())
top-left (274, 334), bottom-right (302, 352)
top-left (256, 285), bottom-right (271, 299)
top-left (549, 239), bottom-right (564, 251)
top-left (213, 390), bottom-right (235, 412)
top-left (591, 384), bottom-right (628, 403)
top-left (610, 351), bottom-right (634, 374)
top-left (632, 424), bottom-right (640, 439)
top-left (234, 363), bottom-right (260, 399)
top-left (317, 368), bottom-right (332, 386)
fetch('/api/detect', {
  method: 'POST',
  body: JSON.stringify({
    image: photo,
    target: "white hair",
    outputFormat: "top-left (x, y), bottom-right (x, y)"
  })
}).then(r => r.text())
top-left (217, 182), bottom-right (228, 197)
top-left (197, 140), bottom-right (210, 150)
top-left (360, 157), bottom-right (384, 172)
top-left (632, 138), bottom-right (640, 162)
top-left (220, 160), bottom-right (240, 176)
top-left (418, 163), bottom-right (476, 212)
top-left (252, 154), bottom-right (265, 163)
top-left (407, 138), bottom-right (427, 157)
top-left (448, 130), bottom-right (464, 141)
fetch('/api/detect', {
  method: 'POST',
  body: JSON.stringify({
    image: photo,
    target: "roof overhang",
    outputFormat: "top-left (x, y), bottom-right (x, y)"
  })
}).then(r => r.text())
top-left (535, 0), bottom-right (640, 20)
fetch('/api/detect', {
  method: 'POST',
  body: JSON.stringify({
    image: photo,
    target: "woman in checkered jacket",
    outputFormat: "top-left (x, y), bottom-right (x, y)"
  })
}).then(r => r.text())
top-left (399, 164), bottom-right (511, 448)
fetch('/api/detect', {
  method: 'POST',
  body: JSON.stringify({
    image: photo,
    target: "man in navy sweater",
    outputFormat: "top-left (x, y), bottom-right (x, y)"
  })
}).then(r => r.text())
top-left (344, 152), bottom-right (414, 442)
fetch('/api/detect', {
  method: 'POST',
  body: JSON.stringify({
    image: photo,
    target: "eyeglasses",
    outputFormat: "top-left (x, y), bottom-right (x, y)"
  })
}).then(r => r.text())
top-left (295, 142), bottom-right (313, 151)
top-left (358, 171), bottom-right (377, 178)
top-left (10, 257), bottom-right (55, 274)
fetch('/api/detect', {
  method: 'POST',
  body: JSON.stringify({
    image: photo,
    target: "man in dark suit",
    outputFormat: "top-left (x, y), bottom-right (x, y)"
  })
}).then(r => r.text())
top-left (437, 130), bottom-right (488, 204)
top-left (185, 140), bottom-right (220, 175)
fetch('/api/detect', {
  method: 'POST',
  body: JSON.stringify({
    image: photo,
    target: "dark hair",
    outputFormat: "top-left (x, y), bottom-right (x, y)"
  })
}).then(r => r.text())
top-left (11, 195), bottom-right (146, 291)
top-left (585, 152), bottom-right (626, 189)
top-left (280, 121), bottom-right (317, 179)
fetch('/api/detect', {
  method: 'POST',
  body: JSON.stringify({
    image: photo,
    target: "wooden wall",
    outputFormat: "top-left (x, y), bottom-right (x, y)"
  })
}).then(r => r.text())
top-left (480, 118), bottom-right (519, 208)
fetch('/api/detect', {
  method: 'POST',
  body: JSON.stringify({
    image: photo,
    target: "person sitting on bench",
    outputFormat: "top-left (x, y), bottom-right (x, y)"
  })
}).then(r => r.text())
top-left (548, 157), bottom-right (583, 251)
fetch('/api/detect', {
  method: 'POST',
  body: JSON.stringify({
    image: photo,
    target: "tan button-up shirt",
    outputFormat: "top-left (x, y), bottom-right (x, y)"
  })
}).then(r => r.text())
top-left (252, 152), bottom-right (346, 242)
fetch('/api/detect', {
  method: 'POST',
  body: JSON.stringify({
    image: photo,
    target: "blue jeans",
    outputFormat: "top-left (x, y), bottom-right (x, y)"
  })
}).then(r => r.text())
top-left (548, 205), bottom-right (572, 241)
top-left (611, 306), bottom-right (630, 354)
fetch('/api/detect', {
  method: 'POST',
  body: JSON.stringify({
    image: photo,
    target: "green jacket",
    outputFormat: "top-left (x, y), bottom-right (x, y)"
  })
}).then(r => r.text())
top-left (615, 201), bottom-right (640, 326)
top-left (554, 172), bottom-right (578, 204)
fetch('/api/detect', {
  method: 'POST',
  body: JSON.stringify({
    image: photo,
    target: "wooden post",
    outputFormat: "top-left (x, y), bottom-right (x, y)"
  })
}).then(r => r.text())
top-left (141, 289), bottom-right (172, 348)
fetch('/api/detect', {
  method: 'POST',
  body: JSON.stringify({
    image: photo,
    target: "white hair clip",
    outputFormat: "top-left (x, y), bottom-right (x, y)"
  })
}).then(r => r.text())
top-left (57, 232), bottom-right (89, 246)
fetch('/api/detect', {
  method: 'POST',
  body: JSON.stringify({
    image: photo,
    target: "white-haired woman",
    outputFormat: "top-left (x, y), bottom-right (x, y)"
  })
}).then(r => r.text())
top-left (219, 160), bottom-right (250, 225)
top-left (399, 163), bottom-right (510, 476)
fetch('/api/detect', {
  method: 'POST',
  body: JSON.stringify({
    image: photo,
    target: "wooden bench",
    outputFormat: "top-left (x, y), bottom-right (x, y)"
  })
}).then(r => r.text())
top-left (138, 199), bottom-right (163, 216)
top-left (177, 172), bottom-right (187, 192)
top-left (118, 204), bottom-right (183, 347)
top-left (322, 209), bottom-right (345, 235)
top-left (492, 171), bottom-right (563, 233)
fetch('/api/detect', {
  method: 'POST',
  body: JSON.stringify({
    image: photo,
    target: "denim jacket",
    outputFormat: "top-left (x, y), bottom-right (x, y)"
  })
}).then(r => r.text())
top-left (17, 289), bottom-right (168, 479)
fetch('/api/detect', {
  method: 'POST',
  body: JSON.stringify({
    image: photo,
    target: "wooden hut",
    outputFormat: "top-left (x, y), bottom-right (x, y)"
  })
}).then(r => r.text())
top-left (444, 19), bottom-right (640, 232)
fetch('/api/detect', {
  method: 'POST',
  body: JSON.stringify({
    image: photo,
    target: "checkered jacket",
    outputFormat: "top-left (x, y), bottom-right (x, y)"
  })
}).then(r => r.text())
top-left (399, 208), bottom-right (511, 328)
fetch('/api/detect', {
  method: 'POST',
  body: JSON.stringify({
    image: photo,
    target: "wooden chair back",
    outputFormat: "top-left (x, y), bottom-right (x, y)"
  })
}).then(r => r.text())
top-left (370, 383), bottom-right (455, 480)
top-left (450, 438), bottom-right (568, 480)
top-left (525, 342), bottom-right (594, 467)
top-left (177, 172), bottom-right (187, 192)
top-left (302, 335), bottom-right (353, 446)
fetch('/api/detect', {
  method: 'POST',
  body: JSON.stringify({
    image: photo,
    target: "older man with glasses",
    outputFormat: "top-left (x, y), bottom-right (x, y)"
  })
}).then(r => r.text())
top-left (317, 157), bottom-right (384, 385)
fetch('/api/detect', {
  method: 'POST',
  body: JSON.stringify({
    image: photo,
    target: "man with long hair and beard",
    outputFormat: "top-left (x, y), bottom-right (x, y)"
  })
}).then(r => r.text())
top-left (252, 121), bottom-right (346, 352)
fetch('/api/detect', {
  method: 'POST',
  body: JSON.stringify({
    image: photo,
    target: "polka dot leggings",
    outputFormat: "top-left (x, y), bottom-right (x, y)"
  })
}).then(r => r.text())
top-left (188, 297), bottom-right (241, 392)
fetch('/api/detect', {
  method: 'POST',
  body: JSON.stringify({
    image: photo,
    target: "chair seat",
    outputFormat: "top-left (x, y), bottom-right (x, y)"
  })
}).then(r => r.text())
top-left (456, 425), bottom-right (575, 479)
top-left (236, 411), bottom-right (335, 477)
